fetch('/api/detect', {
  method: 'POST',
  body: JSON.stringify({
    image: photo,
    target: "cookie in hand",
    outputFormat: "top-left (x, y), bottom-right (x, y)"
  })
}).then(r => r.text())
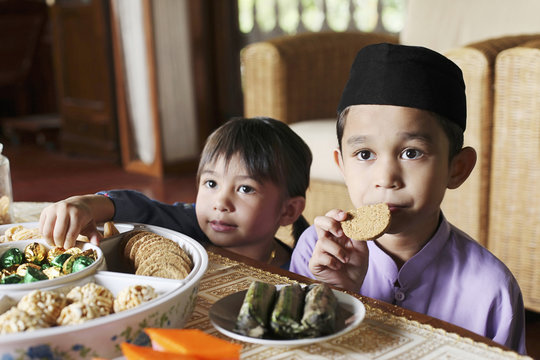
top-left (341, 203), bottom-right (391, 241)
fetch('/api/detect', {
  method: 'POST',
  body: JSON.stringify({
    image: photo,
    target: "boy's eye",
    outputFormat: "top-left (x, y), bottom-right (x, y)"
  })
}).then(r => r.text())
top-left (238, 185), bottom-right (255, 194)
top-left (401, 148), bottom-right (423, 160)
top-left (356, 150), bottom-right (375, 161)
top-left (204, 180), bottom-right (217, 189)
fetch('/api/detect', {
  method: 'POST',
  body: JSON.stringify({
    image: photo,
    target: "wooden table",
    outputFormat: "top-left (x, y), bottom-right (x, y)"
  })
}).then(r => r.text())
top-left (11, 202), bottom-right (531, 359)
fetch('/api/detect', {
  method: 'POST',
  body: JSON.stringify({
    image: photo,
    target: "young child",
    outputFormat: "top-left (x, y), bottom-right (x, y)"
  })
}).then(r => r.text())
top-left (289, 43), bottom-right (526, 353)
top-left (39, 117), bottom-right (312, 269)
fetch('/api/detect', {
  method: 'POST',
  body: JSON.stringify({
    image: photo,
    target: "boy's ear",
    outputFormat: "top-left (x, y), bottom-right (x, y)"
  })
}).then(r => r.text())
top-left (447, 146), bottom-right (477, 189)
top-left (279, 196), bottom-right (306, 226)
top-left (334, 148), bottom-right (345, 177)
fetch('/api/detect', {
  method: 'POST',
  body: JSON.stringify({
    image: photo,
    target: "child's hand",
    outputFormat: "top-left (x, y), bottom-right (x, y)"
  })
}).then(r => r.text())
top-left (39, 195), bottom-right (112, 249)
top-left (309, 209), bottom-right (369, 293)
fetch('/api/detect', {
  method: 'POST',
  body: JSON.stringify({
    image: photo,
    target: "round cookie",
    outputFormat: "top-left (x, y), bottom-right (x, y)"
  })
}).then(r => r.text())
top-left (341, 203), bottom-right (391, 241)
top-left (128, 232), bottom-right (160, 263)
top-left (135, 238), bottom-right (192, 270)
top-left (136, 260), bottom-right (189, 280)
top-left (137, 251), bottom-right (191, 278)
top-left (122, 230), bottom-right (147, 259)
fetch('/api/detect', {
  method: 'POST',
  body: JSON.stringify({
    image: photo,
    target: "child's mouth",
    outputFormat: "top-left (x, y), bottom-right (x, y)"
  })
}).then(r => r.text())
top-left (209, 220), bottom-right (237, 232)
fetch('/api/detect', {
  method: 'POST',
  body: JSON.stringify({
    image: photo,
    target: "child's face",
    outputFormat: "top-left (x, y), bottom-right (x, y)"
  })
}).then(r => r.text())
top-left (195, 154), bottom-right (286, 253)
top-left (335, 105), bottom-right (453, 236)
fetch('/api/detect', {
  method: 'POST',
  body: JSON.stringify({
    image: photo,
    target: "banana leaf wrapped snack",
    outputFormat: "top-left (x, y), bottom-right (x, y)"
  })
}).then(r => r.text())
top-left (234, 281), bottom-right (339, 339)
top-left (234, 281), bottom-right (276, 338)
top-left (300, 283), bottom-right (338, 337)
top-left (270, 283), bottom-right (304, 338)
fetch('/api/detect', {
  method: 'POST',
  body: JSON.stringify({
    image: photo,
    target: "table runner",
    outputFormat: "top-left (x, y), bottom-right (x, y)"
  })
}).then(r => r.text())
top-left (11, 202), bottom-right (530, 359)
top-left (187, 252), bottom-right (530, 360)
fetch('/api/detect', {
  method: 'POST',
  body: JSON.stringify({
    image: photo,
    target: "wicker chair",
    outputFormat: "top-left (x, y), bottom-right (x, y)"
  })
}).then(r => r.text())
top-left (444, 34), bottom-right (540, 246)
top-left (489, 40), bottom-right (540, 312)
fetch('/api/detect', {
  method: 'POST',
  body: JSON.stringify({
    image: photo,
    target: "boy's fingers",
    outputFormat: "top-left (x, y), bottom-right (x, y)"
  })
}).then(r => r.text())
top-left (314, 231), bottom-right (350, 263)
top-left (314, 212), bottom-right (347, 238)
top-left (310, 251), bottom-right (343, 272)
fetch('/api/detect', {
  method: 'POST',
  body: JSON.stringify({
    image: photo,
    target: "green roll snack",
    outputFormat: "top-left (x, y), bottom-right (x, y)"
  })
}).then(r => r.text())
top-left (234, 281), bottom-right (277, 338)
top-left (270, 283), bottom-right (305, 338)
top-left (234, 281), bottom-right (339, 339)
top-left (301, 283), bottom-right (338, 337)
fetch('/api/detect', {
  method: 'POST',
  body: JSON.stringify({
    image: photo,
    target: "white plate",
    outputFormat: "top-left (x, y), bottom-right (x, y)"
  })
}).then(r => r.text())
top-left (209, 284), bottom-right (365, 347)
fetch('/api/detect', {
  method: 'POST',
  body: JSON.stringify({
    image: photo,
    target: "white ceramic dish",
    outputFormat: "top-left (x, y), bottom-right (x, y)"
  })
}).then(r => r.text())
top-left (0, 222), bottom-right (209, 360)
top-left (209, 284), bottom-right (366, 347)
top-left (0, 239), bottom-right (105, 295)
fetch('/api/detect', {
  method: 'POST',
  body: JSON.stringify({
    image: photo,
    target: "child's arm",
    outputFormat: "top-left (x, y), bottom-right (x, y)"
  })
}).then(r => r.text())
top-left (309, 209), bottom-right (369, 293)
top-left (39, 194), bottom-right (115, 249)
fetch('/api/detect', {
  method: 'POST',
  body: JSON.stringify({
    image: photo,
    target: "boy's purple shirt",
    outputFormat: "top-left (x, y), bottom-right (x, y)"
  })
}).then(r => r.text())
top-left (289, 216), bottom-right (526, 354)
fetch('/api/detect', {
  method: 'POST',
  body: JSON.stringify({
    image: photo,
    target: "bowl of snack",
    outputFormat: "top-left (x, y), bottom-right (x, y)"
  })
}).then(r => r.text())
top-left (0, 223), bottom-right (208, 360)
top-left (0, 239), bottom-right (105, 294)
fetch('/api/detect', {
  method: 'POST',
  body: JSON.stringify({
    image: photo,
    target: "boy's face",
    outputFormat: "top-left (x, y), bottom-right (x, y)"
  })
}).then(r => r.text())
top-left (335, 105), bottom-right (453, 236)
top-left (195, 154), bottom-right (285, 253)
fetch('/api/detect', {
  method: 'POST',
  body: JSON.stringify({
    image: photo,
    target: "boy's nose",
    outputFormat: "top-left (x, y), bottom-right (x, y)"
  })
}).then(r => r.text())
top-left (374, 158), bottom-right (402, 189)
top-left (213, 191), bottom-right (233, 212)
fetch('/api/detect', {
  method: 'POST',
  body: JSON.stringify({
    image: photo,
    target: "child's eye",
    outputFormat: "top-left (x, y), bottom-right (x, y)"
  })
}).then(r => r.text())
top-left (401, 148), bottom-right (423, 160)
top-left (204, 180), bottom-right (217, 189)
top-left (356, 150), bottom-right (375, 161)
top-left (238, 185), bottom-right (255, 194)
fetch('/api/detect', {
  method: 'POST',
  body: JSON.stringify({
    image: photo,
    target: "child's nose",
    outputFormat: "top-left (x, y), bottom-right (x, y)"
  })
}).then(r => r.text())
top-left (213, 190), bottom-right (233, 212)
top-left (374, 158), bottom-right (402, 189)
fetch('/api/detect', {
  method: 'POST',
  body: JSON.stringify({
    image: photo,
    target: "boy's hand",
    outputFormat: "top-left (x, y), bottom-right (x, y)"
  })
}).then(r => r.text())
top-left (39, 195), bottom-right (112, 249)
top-left (309, 209), bottom-right (369, 293)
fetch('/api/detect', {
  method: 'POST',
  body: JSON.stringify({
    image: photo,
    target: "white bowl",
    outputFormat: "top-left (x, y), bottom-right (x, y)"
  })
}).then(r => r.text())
top-left (0, 239), bottom-right (105, 296)
top-left (0, 223), bottom-right (209, 360)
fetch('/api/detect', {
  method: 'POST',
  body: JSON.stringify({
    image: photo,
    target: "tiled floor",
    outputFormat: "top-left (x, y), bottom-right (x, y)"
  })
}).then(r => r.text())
top-left (4, 143), bottom-right (540, 359)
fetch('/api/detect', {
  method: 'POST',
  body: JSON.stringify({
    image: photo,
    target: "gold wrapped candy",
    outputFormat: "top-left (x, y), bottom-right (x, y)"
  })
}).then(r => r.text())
top-left (47, 247), bottom-right (66, 263)
top-left (24, 242), bottom-right (47, 264)
top-left (16, 263), bottom-right (41, 277)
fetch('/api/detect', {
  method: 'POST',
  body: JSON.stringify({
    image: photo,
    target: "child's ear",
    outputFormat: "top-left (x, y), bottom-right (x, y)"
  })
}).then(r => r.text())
top-left (279, 196), bottom-right (306, 226)
top-left (334, 148), bottom-right (345, 177)
top-left (447, 146), bottom-right (477, 189)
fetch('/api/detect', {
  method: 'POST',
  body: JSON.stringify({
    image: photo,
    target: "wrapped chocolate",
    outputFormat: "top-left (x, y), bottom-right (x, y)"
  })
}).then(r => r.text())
top-left (51, 253), bottom-right (71, 269)
top-left (1, 273), bottom-right (23, 284)
top-left (42, 266), bottom-right (62, 279)
top-left (23, 266), bottom-right (49, 283)
top-left (71, 256), bottom-right (94, 273)
top-left (15, 263), bottom-right (41, 277)
top-left (1, 265), bottom-right (17, 277)
top-left (0, 248), bottom-right (24, 269)
top-left (24, 242), bottom-right (47, 264)
top-left (47, 247), bottom-right (66, 263)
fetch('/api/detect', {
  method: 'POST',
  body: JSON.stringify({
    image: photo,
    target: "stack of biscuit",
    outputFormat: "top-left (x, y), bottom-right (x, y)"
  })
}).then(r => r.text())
top-left (122, 231), bottom-right (193, 280)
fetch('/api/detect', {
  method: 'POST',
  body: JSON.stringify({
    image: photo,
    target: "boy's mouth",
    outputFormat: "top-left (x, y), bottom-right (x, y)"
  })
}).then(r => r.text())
top-left (386, 203), bottom-right (404, 212)
top-left (209, 220), bottom-right (237, 232)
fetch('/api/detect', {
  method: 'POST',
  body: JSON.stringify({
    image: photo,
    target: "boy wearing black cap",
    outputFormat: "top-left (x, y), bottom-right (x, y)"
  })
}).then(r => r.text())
top-left (290, 43), bottom-right (526, 354)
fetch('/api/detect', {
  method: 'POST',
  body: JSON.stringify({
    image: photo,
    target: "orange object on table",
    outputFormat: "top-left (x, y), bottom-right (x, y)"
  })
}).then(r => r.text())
top-left (121, 342), bottom-right (198, 360)
top-left (145, 328), bottom-right (241, 360)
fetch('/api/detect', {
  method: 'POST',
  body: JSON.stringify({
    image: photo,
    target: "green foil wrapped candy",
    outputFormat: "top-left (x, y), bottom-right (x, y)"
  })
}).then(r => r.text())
top-left (0, 248), bottom-right (24, 269)
top-left (23, 266), bottom-right (49, 283)
top-left (1, 273), bottom-right (23, 284)
top-left (71, 256), bottom-right (94, 273)
top-left (51, 253), bottom-right (71, 269)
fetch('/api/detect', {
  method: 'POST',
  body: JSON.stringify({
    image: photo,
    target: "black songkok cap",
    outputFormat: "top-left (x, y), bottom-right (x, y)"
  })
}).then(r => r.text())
top-left (337, 43), bottom-right (467, 131)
